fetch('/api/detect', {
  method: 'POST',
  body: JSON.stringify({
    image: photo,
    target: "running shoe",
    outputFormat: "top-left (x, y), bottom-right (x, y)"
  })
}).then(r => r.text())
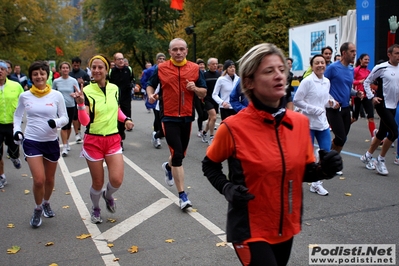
top-left (156, 138), bottom-right (161, 149)
top-left (152, 132), bottom-right (161, 149)
top-left (375, 158), bottom-right (388, 176)
top-left (30, 208), bottom-right (43, 228)
top-left (91, 207), bottom-right (103, 224)
top-left (66, 143), bottom-right (71, 151)
top-left (335, 171), bottom-right (343, 176)
top-left (162, 162), bottom-right (174, 187)
top-left (208, 136), bottom-right (214, 146)
top-left (151, 132), bottom-right (157, 148)
top-left (201, 132), bottom-right (208, 143)
top-left (179, 192), bottom-right (192, 210)
top-left (310, 181), bottom-right (329, 196)
top-left (394, 156), bottom-right (399, 165)
top-left (360, 154), bottom-right (376, 170)
top-left (102, 191), bottom-right (116, 213)
top-left (11, 158), bottom-right (21, 169)
top-left (197, 131), bottom-right (202, 138)
top-left (42, 202), bottom-right (55, 218)
top-left (75, 133), bottom-right (82, 144)
top-left (0, 175), bottom-right (6, 189)
top-left (62, 149), bottom-right (68, 157)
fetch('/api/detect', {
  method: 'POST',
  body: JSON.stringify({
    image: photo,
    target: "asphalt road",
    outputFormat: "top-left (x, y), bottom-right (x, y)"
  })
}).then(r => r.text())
top-left (1, 99), bottom-right (398, 266)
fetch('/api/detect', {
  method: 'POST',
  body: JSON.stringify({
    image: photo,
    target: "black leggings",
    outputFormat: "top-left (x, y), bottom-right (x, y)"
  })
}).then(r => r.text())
top-left (352, 97), bottom-right (374, 120)
top-left (163, 121), bottom-right (192, 166)
top-left (375, 104), bottom-right (398, 142)
top-left (194, 96), bottom-right (208, 131)
top-left (233, 238), bottom-right (293, 266)
top-left (220, 108), bottom-right (237, 121)
top-left (0, 124), bottom-right (20, 159)
top-left (153, 109), bottom-right (163, 138)
top-left (326, 107), bottom-right (351, 147)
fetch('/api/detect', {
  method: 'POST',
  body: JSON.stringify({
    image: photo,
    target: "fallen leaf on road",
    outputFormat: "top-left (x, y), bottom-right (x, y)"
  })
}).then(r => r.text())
top-left (107, 243), bottom-right (114, 248)
top-left (21, 174), bottom-right (28, 177)
top-left (49, 263), bottom-right (58, 266)
top-left (24, 190), bottom-right (30, 194)
top-left (345, 193), bottom-right (352, 196)
top-left (62, 206), bottom-right (69, 209)
top-left (191, 208), bottom-right (197, 212)
top-left (107, 218), bottom-right (116, 223)
top-left (216, 242), bottom-right (227, 247)
top-left (7, 246), bottom-right (20, 254)
top-left (76, 234), bottom-right (91, 239)
top-left (339, 176), bottom-right (346, 180)
top-left (45, 242), bottom-right (54, 246)
top-left (113, 258), bottom-right (119, 261)
top-left (305, 222), bottom-right (311, 226)
top-left (128, 246), bottom-right (138, 253)
top-left (7, 224), bottom-right (15, 228)
top-left (165, 239), bottom-right (175, 243)
top-left (65, 192), bottom-right (71, 195)
top-left (309, 244), bottom-right (319, 248)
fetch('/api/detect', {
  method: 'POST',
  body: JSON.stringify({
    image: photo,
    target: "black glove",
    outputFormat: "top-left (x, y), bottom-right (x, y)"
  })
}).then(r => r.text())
top-left (47, 119), bottom-right (56, 129)
top-left (13, 131), bottom-right (24, 141)
top-left (13, 131), bottom-right (24, 145)
top-left (319, 149), bottom-right (343, 178)
top-left (222, 183), bottom-right (255, 206)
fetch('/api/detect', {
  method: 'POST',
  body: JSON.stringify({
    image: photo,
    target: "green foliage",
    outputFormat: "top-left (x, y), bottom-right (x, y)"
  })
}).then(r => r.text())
top-left (183, 0), bottom-right (355, 61)
top-left (0, 0), bottom-right (80, 71)
top-left (82, 0), bottom-right (181, 71)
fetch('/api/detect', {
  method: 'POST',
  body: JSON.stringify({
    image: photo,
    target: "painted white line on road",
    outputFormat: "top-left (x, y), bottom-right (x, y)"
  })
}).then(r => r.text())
top-left (58, 158), bottom-right (119, 265)
top-left (123, 155), bottom-right (232, 248)
top-left (101, 198), bottom-right (173, 242)
top-left (70, 162), bottom-right (107, 177)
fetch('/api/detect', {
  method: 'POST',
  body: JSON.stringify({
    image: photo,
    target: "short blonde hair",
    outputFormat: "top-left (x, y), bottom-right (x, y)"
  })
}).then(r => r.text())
top-left (59, 61), bottom-right (71, 71)
top-left (238, 43), bottom-right (287, 100)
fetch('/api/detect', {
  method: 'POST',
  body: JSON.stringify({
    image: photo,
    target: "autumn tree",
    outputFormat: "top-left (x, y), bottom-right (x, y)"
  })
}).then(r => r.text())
top-left (82, 0), bottom-right (181, 72)
top-left (0, 0), bottom-right (80, 71)
top-left (181, 0), bottom-right (355, 62)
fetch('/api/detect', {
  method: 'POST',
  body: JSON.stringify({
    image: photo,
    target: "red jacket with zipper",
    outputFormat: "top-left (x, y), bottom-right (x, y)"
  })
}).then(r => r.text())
top-left (205, 102), bottom-right (315, 243)
top-left (158, 60), bottom-right (199, 118)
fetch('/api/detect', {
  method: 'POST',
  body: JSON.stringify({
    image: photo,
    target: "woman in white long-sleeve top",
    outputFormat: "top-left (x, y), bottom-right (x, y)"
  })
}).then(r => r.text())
top-left (293, 54), bottom-right (339, 196)
top-left (212, 60), bottom-right (240, 120)
top-left (13, 61), bottom-right (69, 228)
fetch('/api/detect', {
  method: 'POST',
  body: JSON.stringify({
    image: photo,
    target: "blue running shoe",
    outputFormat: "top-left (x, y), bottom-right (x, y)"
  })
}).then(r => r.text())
top-left (179, 192), bottom-right (192, 210)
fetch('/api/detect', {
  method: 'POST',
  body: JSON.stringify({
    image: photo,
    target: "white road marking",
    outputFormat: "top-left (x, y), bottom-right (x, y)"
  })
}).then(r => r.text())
top-left (58, 158), bottom-right (120, 265)
top-left (122, 156), bottom-right (232, 248)
top-left (101, 198), bottom-right (172, 242)
top-left (57, 154), bottom-right (232, 265)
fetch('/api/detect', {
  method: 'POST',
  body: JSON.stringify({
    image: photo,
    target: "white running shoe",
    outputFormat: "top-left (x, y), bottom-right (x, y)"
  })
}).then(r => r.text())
top-left (162, 162), bottom-right (174, 187)
top-left (375, 159), bottom-right (388, 175)
top-left (75, 133), bottom-right (82, 144)
top-left (394, 156), bottom-right (399, 165)
top-left (197, 131), bottom-right (202, 138)
top-left (310, 181), bottom-right (329, 196)
top-left (62, 149), bottom-right (68, 157)
top-left (360, 154), bottom-right (376, 170)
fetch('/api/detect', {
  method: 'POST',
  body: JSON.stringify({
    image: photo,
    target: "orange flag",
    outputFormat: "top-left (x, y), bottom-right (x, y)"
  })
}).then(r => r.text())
top-left (56, 46), bottom-right (64, 56)
top-left (170, 0), bottom-right (184, 10)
